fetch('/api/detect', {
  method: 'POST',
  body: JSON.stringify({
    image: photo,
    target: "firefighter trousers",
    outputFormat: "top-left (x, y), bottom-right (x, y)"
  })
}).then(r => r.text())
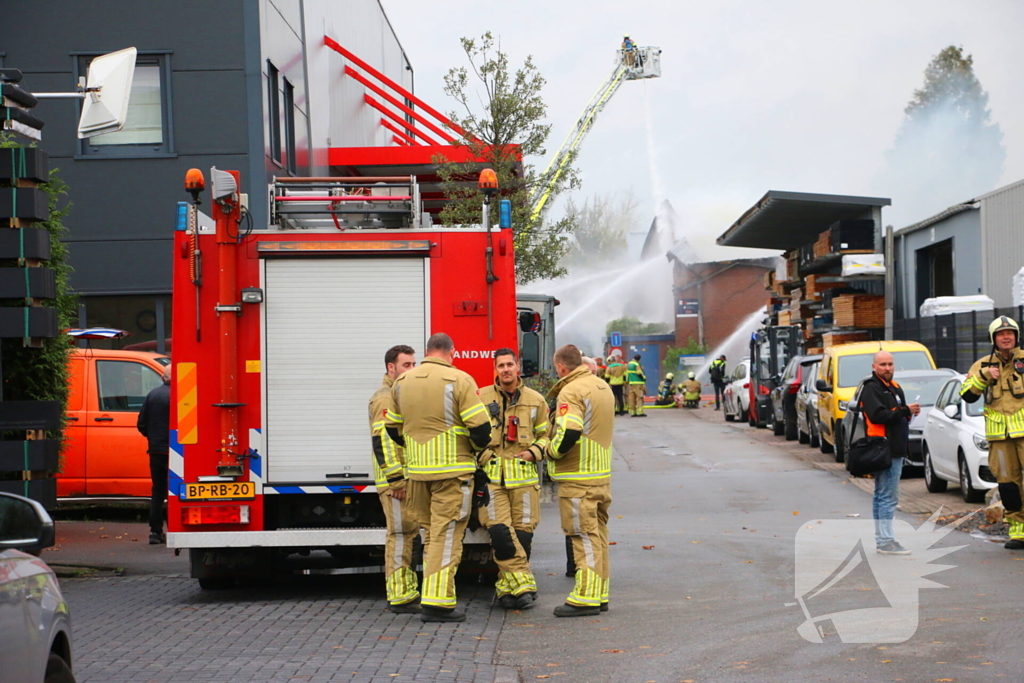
top-left (478, 484), bottom-right (540, 597)
top-left (628, 384), bottom-right (646, 415)
top-left (378, 490), bottom-right (420, 606)
top-left (611, 385), bottom-right (625, 414)
top-left (989, 437), bottom-right (1024, 533)
top-left (558, 482), bottom-right (611, 608)
top-left (407, 475), bottom-right (472, 609)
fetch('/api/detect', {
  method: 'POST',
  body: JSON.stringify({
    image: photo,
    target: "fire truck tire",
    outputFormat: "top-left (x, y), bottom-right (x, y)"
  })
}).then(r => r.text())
top-left (198, 577), bottom-right (237, 590)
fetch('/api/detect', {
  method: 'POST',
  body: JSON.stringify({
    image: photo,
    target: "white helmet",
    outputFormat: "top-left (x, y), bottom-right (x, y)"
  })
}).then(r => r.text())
top-left (688, 372), bottom-right (695, 379)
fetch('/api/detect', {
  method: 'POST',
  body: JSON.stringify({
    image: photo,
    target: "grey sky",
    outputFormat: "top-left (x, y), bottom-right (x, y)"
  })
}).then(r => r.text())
top-left (383, 0), bottom-right (1024, 261)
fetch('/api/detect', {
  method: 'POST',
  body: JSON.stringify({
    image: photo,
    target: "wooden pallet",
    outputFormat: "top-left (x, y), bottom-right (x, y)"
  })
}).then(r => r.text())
top-left (833, 294), bottom-right (885, 328)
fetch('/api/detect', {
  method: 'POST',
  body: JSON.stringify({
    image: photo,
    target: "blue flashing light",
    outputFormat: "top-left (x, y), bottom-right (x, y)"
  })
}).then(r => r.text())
top-left (499, 199), bottom-right (512, 229)
top-left (175, 202), bottom-right (189, 232)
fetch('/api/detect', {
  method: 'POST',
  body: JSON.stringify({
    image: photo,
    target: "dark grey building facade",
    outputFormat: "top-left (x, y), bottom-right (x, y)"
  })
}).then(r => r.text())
top-left (1, 0), bottom-right (412, 351)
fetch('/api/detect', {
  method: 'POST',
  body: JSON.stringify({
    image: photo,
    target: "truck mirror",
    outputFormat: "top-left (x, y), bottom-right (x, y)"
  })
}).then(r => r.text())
top-left (521, 332), bottom-right (540, 377)
top-left (519, 310), bottom-right (540, 333)
top-left (815, 379), bottom-right (830, 393)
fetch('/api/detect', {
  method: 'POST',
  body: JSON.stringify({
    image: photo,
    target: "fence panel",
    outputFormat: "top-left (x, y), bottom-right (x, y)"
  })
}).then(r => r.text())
top-left (893, 306), bottom-right (1024, 373)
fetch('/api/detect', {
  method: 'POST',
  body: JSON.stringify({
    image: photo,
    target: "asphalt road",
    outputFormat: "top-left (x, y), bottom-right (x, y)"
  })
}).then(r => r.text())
top-left (496, 408), bottom-right (1024, 682)
top-left (46, 406), bottom-right (1024, 682)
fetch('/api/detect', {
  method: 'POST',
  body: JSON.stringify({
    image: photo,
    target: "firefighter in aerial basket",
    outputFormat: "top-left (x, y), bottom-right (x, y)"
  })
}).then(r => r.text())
top-left (547, 344), bottom-right (615, 617)
top-left (960, 316), bottom-right (1024, 550)
top-left (368, 345), bottom-right (419, 613)
top-left (477, 348), bottom-right (548, 610)
top-left (385, 333), bottom-right (492, 622)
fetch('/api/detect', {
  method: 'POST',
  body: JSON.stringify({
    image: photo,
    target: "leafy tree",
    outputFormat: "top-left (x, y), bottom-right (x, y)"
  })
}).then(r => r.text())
top-left (605, 316), bottom-right (671, 336)
top-left (436, 32), bottom-right (579, 284)
top-left (881, 45), bottom-right (1005, 222)
top-left (0, 134), bottom-right (77, 453)
top-left (663, 339), bottom-right (708, 373)
top-left (562, 191), bottom-right (637, 267)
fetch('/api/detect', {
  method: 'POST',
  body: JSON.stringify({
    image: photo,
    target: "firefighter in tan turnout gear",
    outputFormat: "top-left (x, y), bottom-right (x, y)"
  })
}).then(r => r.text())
top-left (385, 333), bottom-right (491, 622)
top-left (547, 344), bottom-right (615, 617)
top-left (477, 348), bottom-right (549, 610)
top-left (368, 345), bottom-right (420, 612)
top-left (961, 316), bottom-right (1024, 550)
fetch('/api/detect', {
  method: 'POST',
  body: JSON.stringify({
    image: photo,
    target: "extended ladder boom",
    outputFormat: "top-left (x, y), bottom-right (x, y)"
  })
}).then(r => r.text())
top-left (530, 45), bottom-right (661, 222)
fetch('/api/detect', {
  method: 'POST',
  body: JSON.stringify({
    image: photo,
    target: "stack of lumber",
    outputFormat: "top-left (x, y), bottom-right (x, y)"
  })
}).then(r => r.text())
top-left (833, 294), bottom-right (885, 328)
top-left (823, 331), bottom-right (870, 347)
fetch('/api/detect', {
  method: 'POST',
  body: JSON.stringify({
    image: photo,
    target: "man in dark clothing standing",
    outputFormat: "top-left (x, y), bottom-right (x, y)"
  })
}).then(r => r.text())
top-left (138, 368), bottom-right (172, 545)
top-left (709, 355), bottom-right (727, 410)
top-left (859, 351), bottom-right (920, 555)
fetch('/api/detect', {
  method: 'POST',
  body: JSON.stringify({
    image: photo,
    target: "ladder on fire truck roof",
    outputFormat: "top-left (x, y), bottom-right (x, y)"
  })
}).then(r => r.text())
top-left (530, 42), bottom-right (662, 222)
top-left (270, 175), bottom-right (423, 231)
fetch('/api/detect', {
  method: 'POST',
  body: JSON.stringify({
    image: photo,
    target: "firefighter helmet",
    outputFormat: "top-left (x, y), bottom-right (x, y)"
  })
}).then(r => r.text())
top-left (988, 316), bottom-right (1020, 345)
top-left (665, 373), bottom-right (674, 381)
top-left (688, 371), bottom-right (696, 379)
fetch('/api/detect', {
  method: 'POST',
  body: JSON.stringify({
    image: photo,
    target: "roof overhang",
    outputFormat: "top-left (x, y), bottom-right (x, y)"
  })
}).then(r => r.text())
top-left (717, 190), bottom-right (891, 251)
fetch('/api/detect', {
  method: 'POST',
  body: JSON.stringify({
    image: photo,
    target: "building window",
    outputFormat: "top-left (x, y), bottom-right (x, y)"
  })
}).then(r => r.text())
top-left (283, 78), bottom-right (296, 172)
top-left (915, 238), bottom-right (954, 311)
top-left (267, 60), bottom-right (281, 165)
top-left (82, 295), bottom-right (171, 354)
top-left (77, 52), bottom-right (173, 156)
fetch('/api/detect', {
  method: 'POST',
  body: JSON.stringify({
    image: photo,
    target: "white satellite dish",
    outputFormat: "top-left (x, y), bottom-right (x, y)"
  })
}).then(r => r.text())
top-left (77, 47), bottom-right (137, 139)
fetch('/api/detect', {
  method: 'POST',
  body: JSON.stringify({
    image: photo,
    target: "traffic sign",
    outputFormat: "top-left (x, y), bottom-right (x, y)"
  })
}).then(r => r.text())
top-left (610, 331), bottom-right (622, 347)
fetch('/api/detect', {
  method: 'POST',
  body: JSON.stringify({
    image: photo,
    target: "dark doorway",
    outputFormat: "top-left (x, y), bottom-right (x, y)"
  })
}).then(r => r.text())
top-left (915, 238), bottom-right (954, 312)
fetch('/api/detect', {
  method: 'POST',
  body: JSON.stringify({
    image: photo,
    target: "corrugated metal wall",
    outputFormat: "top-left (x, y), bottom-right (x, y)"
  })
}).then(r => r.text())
top-left (981, 180), bottom-right (1024, 307)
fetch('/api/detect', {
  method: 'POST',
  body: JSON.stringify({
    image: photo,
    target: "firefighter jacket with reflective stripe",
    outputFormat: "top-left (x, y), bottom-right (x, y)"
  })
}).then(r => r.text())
top-left (627, 360), bottom-right (646, 385)
top-left (478, 379), bottom-right (549, 488)
top-left (962, 349), bottom-right (1024, 441)
top-left (385, 357), bottom-right (489, 481)
top-left (859, 374), bottom-right (911, 456)
top-left (606, 362), bottom-right (627, 386)
top-left (681, 379), bottom-right (701, 397)
top-left (547, 365), bottom-right (615, 484)
top-left (709, 359), bottom-right (727, 383)
top-left (369, 375), bottom-right (404, 489)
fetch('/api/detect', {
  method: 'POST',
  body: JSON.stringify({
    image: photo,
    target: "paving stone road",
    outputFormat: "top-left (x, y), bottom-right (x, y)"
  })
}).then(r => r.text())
top-left (61, 574), bottom-right (513, 683)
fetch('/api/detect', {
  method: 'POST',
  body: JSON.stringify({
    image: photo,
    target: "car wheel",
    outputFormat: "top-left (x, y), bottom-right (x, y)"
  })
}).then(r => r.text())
top-left (959, 451), bottom-right (986, 504)
top-left (798, 423), bottom-right (809, 444)
top-left (834, 424), bottom-right (846, 463)
top-left (724, 400), bottom-right (735, 422)
top-left (771, 403), bottom-right (785, 436)
top-left (923, 443), bottom-right (948, 493)
top-left (785, 405), bottom-right (799, 441)
top-left (808, 412), bottom-right (820, 448)
top-left (45, 653), bottom-right (76, 683)
top-left (819, 419), bottom-right (834, 454)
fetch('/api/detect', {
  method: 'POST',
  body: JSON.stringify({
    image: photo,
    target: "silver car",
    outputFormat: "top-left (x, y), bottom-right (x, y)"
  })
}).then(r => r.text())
top-left (0, 492), bottom-right (75, 683)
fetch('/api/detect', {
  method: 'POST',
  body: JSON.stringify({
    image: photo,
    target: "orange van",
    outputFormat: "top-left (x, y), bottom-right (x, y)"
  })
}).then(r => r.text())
top-left (59, 349), bottom-right (170, 498)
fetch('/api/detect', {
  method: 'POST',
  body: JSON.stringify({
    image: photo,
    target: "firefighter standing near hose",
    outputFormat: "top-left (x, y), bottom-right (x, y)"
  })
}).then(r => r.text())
top-left (606, 355), bottom-right (628, 415)
top-left (477, 348), bottom-right (548, 610)
top-left (627, 354), bottom-right (647, 417)
top-left (369, 345), bottom-right (420, 613)
top-left (961, 316), bottom-right (1024, 550)
top-left (385, 332), bottom-right (492, 622)
top-left (547, 344), bottom-right (615, 617)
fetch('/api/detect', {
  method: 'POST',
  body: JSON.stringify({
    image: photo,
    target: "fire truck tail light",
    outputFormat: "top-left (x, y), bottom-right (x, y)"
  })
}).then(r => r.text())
top-left (182, 505), bottom-right (250, 526)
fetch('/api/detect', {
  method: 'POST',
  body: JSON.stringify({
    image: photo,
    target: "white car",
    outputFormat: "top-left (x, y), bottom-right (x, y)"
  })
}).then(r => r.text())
top-left (722, 359), bottom-right (752, 424)
top-left (0, 492), bottom-right (75, 683)
top-left (922, 374), bottom-right (997, 503)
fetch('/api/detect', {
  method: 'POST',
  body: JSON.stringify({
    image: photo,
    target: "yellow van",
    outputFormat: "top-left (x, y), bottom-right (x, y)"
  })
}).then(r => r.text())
top-left (815, 340), bottom-right (935, 462)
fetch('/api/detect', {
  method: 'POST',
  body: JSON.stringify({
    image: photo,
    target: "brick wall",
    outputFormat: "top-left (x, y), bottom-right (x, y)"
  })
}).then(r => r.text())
top-left (673, 261), bottom-right (773, 351)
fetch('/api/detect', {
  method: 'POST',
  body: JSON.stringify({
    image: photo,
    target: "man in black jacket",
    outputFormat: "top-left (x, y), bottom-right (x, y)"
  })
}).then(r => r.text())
top-left (138, 368), bottom-right (172, 545)
top-left (859, 351), bottom-right (920, 555)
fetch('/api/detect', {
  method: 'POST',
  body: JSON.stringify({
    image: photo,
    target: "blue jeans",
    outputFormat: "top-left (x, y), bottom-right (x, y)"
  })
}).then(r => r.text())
top-left (873, 455), bottom-right (904, 546)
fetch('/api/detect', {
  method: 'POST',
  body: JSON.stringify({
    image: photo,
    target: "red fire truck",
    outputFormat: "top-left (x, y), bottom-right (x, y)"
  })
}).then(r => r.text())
top-left (167, 169), bottom-right (521, 588)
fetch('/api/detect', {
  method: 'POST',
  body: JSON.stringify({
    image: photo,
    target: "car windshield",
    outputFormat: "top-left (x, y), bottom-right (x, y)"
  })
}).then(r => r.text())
top-left (894, 374), bottom-right (952, 406)
top-left (837, 351), bottom-right (932, 388)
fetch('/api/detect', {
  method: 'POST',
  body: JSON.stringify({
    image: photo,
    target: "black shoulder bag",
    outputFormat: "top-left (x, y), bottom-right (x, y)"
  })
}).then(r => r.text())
top-left (845, 384), bottom-right (894, 477)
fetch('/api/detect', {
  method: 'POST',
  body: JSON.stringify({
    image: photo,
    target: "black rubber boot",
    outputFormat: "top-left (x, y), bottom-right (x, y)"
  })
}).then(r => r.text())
top-left (1005, 539), bottom-right (1024, 550)
top-left (498, 594), bottom-right (517, 609)
top-left (600, 602), bottom-right (609, 612)
top-left (553, 603), bottom-right (600, 618)
top-left (420, 606), bottom-right (466, 623)
top-left (388, 601), bottom-right (421, 614)
top-left (514, 593), bottom-right (537, 610)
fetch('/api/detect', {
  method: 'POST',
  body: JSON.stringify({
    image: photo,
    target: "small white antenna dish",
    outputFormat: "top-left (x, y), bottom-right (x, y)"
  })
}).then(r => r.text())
top-left (77, 47), bottom-right (137, 139)
top-left (31, 47), bottom-right (137, 139)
